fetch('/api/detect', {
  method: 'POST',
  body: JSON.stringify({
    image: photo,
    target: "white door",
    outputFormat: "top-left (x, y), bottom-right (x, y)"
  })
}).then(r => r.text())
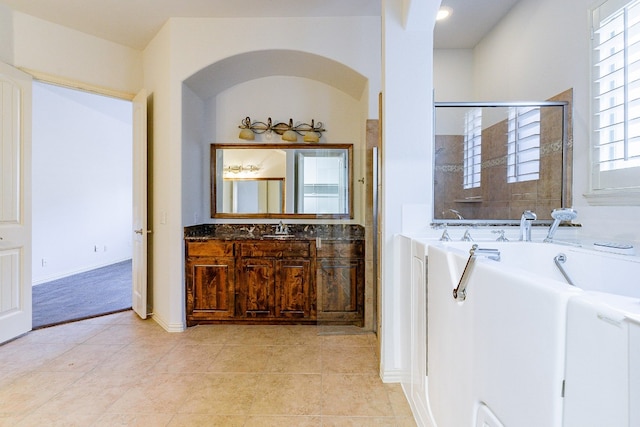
top-left (0, 63), bottom-right (32, 344)
top-left (131, 90), bottom-right (148, 319)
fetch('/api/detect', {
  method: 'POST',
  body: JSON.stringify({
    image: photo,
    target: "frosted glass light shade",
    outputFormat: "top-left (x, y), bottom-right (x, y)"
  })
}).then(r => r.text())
top-left (282, 130), bottom-right (297, 141)
top-left (303, 133), bottom-right (319, 143)
top-left (239, 128), bottom-right (255, 140)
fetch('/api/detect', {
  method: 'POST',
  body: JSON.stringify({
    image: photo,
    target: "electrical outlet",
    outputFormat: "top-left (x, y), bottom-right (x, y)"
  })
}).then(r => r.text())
top-left (94, 245), bottom-right (98, 252)
top-left (41, 258), bottom-right (47, 267)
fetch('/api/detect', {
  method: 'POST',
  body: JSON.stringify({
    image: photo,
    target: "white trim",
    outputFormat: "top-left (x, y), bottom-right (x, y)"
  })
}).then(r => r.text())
top-left (583, 188), bottom-right (640, 205)
top-left (152, 313), bottom-right (186, 333)
top-left (19, 67), bottom-right (135, 101)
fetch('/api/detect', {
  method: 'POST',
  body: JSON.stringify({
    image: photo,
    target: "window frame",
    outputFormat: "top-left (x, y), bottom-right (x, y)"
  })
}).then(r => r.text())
top-left (588, 0), bottom-right (640, 205)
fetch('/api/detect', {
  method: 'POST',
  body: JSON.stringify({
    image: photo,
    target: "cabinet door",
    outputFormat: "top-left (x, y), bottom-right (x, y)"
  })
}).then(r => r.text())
top-left (276, 259), bottom-right (312, 319)
top-left (239, 258), bottom-right (276, 317)
top-left (186, 257), bottom-right (235, 323)
top-left (317, 258), bottom-right (364, 325)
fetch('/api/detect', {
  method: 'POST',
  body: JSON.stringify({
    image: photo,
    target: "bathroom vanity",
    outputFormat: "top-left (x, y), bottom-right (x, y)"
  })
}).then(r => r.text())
top-left (184, 224), bottom-right (364, 326)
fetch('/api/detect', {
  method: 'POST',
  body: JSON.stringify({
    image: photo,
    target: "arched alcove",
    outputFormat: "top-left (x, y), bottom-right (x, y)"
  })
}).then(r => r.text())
top-left (183, 49), bottom-right (368, 101)
top-left (181, 49), bottom-right (370, 226)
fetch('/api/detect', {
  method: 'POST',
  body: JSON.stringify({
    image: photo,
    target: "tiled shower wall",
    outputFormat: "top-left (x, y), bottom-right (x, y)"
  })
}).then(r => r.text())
top-left (434, 89), bottom-right (573, 222)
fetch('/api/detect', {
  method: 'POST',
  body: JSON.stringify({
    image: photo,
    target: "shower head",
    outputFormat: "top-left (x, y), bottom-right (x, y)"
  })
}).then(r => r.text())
top-left (545, 208), bottom-right (578, 242)
top-left (551, 207), bottom-right (578, 222)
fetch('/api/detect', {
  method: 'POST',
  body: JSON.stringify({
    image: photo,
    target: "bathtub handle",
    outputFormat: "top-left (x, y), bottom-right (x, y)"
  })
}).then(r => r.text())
top-left (554, 253), bottom-right (576, 286)
top-left (453, 244), bottom-right (501, 302)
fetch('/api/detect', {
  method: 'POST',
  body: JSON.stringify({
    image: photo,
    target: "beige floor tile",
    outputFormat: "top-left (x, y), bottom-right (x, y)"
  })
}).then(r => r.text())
top-left (105, 372), bottom-right (192, 414)
top-left (249, 373), bottom-right (323, 416)
top-left (0, 413), bottom-right (25, 427)
top-left (92, 342), bottom-right (175, 373)
top-left (167, 414), bottom-right (247, 426)
top-left (178, 373), bottom-right (258, 415)
top-left (0, 317), bottom-right (418, 427)
top-left (16, 412), bottom-right (102, 426)
top-left (179, 324), bottom-right (235, 344)
top-left (92, 412), bottom-right (175, 426)
top-left (33, 381), bottom-right (127, 415)
top-left (244, 415), bottom-right (322, 426)
top-left (0, 370), bottom-right (85, 413)
top-left (21, 322), bottom-right (108, 344)
top-left (271, 325), bottom-right (324, 346)
top-left (322, 345), bottom-right (379, 374)
top-left (152, 343), bottom-right (224, 373)
top-left (266, 345), bottom-right (322, 373)
top-left (321, 332), bottom-right (377, 348)
top-left (0, 342), bottom-right (75, 372)
top-left (322, 373), bottom-right (394, 417)
top-left (37, 343), bottom-right (125, 373)
top-left (224, 325), bottom-right (294, 346)
top-left (385, 383), bottom-right (415, 418)
top-left (207, 344), bottom-right (273, 373)
top-left (321, 416), bottom-right (403, 426)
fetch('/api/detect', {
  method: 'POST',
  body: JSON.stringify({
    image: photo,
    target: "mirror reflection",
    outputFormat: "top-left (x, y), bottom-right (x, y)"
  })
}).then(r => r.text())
top-left (433, 100), bottom-right (571, 223)
top-left (211, 143), bottom-right (353, 218)
top-left (222, 179), bottom-right (284, 214)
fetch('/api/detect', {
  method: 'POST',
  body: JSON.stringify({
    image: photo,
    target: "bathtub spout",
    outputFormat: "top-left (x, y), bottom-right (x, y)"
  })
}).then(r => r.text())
top-left (519, 210), bottom-right (537, 241)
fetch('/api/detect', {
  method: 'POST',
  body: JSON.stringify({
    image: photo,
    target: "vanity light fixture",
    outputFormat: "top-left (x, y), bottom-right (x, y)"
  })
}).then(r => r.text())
top-left (223, 164), bottom-right (261, 174)
top-left (238, 116), bottom-right (326, 142)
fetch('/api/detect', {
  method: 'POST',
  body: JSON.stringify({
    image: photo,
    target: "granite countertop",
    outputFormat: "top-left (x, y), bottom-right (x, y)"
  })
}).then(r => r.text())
top-left (184, 223), bottom-right (365, 241)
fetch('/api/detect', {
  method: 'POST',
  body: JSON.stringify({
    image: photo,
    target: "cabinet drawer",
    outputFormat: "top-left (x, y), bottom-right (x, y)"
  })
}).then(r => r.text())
top-left (316, 240), bottom-right (364, 258)
top-left (186, 240), bottom-right (234, 257)
top-left (239, 241), bottom-right (311, 258)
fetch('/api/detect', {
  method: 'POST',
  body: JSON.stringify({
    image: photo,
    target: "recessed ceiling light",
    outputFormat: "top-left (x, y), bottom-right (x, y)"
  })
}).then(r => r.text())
top-left (437, 7), bottom-right (452, 21)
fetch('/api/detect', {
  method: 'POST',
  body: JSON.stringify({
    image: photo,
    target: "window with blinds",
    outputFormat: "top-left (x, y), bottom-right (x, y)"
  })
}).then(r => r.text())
top-left (591, 0), bottom-right (640, 190)
top-left (463, 108), bottom-right (482, 189)
top-left (507, 106), bottom-right (541, 183)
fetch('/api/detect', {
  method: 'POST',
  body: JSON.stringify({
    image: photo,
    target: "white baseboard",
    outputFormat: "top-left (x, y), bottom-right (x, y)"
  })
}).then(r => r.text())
top-left (151, 313), bottom-right (185, 333)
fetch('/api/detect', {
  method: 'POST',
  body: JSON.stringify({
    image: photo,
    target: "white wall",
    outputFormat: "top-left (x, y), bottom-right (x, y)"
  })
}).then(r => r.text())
top-left (11, 11), bottom-right (142, 96)
top-left (380, 0), bottom-right (437, 380)
top-left (32, 81), bottom-right (133, 284)
top-left (433, 48), bottom-right (474, 101)
top-left (436, 0), bottom-right (640, 245)
top-left (143, 16), bottom-right (381, 331)
top-left (0, 4), bottom-right (13, 64)
top-left (196, 75), bottom-right (367, 225)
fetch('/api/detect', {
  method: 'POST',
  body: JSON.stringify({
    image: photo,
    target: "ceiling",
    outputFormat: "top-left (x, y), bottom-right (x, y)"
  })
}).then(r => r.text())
top-left (434, 0), bottom-right (520, 49)
top-left (0, 0), bottom-right (519, 50)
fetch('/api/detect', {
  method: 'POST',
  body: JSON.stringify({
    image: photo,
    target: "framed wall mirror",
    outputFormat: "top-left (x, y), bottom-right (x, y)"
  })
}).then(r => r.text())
top-left (433, 100), bottom-right (572, 224)
top-left (211, 143), bottom-right (353, 219)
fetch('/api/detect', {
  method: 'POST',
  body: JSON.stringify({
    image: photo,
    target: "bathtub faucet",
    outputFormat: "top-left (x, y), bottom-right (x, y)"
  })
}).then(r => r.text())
top-left (519, 210), bottom-right (537, 241)
top-left (544, 208), bottom-right (578, 243)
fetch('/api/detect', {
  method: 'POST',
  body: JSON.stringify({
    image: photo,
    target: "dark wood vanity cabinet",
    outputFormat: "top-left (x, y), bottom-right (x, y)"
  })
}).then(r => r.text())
top-left (316, 241), bottom-right (365, 326)
top-left (185, 241), bottom-right (235, 326)
top-left (236, 241), bottom-right (315, 320)
top-left (185, 238), bottom-right (362, 326)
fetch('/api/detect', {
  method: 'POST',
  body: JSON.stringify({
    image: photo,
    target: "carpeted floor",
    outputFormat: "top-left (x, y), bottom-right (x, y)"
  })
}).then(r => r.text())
top-left (32, 260), bottom-right (132, 329)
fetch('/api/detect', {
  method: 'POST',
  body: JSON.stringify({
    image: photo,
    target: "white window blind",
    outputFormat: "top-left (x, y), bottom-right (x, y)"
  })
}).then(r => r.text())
top-left (507, 106), bottom-right (541, 183)
top-left (463, 108), bottom-right (482, 189)
top-left (591, 0), bottom-right (640, 190)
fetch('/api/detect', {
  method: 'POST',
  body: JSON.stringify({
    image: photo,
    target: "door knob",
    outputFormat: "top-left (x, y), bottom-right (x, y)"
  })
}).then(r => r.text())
top-left (134, 229), bottom-right (151, 235)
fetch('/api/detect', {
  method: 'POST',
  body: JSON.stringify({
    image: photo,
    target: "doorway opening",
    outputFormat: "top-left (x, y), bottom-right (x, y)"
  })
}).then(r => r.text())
top-left (31, 81), bottom-right (133, 328)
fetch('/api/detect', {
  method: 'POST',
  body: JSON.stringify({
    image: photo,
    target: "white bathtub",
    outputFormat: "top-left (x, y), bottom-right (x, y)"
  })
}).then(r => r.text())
top-left (426, 241), bottom-right (640, 427)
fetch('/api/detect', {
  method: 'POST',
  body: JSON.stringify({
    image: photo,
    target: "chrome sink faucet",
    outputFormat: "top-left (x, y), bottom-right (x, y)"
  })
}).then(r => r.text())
top-left (519, 210), bottom-right (537, 241)
top-left (274, 221), bottom-right (289, 235)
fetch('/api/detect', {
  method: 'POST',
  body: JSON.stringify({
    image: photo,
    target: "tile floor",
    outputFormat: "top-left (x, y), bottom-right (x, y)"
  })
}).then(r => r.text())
top-left (0, 311), bottom-right (417, 426)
